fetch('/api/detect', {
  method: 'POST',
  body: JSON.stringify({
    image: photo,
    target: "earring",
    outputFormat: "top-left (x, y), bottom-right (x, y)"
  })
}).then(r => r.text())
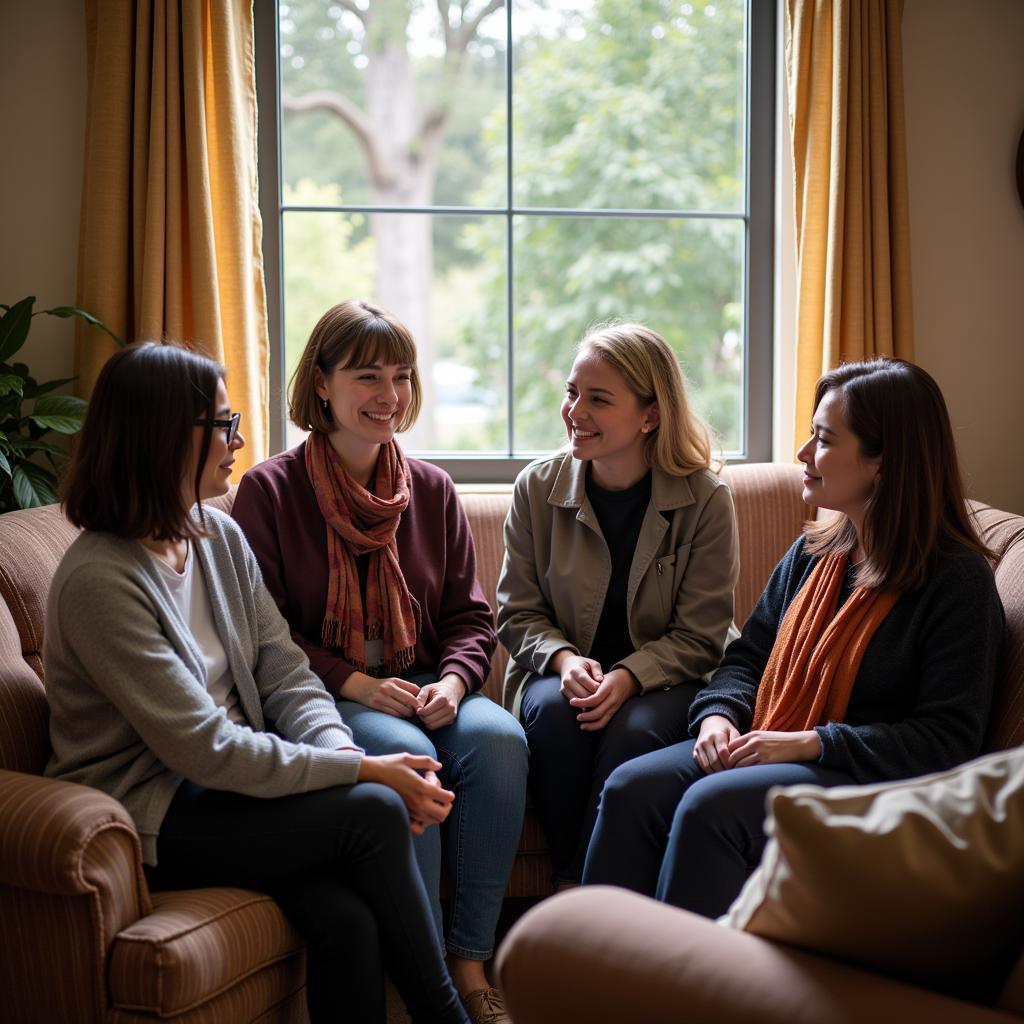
top-left (321, 398), bottom-right (329, 411)
top-left (641, 425), bottom-right (650, 433)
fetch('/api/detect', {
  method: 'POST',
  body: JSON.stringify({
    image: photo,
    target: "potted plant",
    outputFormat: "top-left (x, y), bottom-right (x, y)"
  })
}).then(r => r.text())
top-left (0, 296), bottom-right (122, 511)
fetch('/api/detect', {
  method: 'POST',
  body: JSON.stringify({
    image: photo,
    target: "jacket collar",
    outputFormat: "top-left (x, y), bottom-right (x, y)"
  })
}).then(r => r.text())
top-left (547, 452), bottom-right (696, 512)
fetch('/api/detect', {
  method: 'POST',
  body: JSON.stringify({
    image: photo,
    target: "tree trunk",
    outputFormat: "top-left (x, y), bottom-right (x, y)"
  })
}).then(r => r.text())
top-left (363, 20), bottom-right (444, 448)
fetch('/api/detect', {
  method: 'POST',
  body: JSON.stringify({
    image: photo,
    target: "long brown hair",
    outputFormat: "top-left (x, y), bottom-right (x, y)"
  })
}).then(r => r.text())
top-left (63, 342), bottom-right (224, 540)
top-left (804, 358), bottom-right (992, 591)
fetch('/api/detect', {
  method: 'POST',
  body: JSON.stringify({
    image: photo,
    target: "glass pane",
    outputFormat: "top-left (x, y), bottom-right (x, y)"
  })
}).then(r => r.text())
top-left (511, 0), bottom-right (746, 213)
top-left (283, 206), bottom-right (508, 454)
top-left (512, 214), bottom-right (744, 454)
top-left (279, 0), bottom-right (507, 208)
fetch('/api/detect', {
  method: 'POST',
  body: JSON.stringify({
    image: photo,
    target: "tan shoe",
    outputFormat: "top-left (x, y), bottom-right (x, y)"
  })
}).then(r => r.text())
top-left (461, 987), bottom-right (511, 1024)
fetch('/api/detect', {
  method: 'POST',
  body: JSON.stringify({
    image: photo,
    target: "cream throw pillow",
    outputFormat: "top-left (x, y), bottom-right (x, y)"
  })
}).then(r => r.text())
top-left (721, 747), bottom-right (1024, 1003)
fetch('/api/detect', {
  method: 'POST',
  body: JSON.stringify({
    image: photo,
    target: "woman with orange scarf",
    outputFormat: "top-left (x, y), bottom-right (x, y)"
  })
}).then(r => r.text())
top-left (232, 301), bottom-right (528, 1024)
top-left (581, 359), bottom-right (1005, 917)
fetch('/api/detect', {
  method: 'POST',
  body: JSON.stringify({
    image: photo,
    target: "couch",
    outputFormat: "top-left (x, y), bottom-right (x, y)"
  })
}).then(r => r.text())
top-left (0, 461), bottom-right (956, 1021)
top-left (495, 496), bottom-right (1024, 1023)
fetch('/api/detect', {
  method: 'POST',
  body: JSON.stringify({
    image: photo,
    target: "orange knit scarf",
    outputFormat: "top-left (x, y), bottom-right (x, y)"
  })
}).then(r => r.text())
top-left (305, 433), bottom-right (419, 676)
top-left (750, 552), bottom-right (900, 732)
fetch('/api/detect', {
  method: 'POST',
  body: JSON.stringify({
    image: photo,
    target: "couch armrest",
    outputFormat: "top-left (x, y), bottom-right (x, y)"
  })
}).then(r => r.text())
top-left (496, 887), bottom-right (1022, 1024)
top-left (0, 769), bottom-right (153, 1022)
top-left (0, 769), bottom-right (148, 901)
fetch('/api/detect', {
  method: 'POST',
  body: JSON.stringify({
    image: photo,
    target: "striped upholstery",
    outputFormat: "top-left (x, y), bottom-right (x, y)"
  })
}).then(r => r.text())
top-left (719, 463), bottom-right (810, 625)
top-left (108, 955), bottom-right (308, 1024)
top-left (0, 772), bottom-right (151, 1022)
top-left (111, 888), bottom-right (306, 1015)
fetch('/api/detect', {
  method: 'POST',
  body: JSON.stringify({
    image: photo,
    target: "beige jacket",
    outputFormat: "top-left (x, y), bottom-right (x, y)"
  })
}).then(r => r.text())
top-left (497, 452), bottom-right (740, 715)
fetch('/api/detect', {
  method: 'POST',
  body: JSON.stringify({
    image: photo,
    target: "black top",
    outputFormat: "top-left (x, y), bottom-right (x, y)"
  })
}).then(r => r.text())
top-left (585, 469), bottom-right (653, 670)
top-left (688, 533), bottom-right (1006, 784)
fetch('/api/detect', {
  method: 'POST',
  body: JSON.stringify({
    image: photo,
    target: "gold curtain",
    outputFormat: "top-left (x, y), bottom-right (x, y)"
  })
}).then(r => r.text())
top-left (785, 0), bottom-right (915, 446)
top-left (76, 0), bottom-right (268, 471)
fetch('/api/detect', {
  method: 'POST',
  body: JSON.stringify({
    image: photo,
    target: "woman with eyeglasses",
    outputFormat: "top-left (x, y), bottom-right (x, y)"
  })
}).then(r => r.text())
top-left (44, 342), bottom-right (470, 1024)
top-left (232, 300), bottom-right (528, 1024)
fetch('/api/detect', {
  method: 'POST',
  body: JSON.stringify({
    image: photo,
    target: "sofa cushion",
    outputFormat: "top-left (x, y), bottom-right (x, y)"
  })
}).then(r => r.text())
top-left (722, 747), bottom-right (1024, 1004)
top-left (109, 887), bottom-right (304, 1015)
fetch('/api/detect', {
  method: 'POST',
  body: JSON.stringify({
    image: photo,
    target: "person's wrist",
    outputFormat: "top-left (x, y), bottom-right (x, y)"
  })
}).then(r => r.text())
top-left (549, 648), bottom-right (575, 675)
top-left (439, 673), bottom-right (468, 700)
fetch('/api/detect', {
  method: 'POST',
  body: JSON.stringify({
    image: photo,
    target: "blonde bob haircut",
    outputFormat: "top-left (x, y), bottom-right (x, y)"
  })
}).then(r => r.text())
top-left (579, 322), bottom-right (714, 476)
top-left (289, 300), bottom-right (422, 435)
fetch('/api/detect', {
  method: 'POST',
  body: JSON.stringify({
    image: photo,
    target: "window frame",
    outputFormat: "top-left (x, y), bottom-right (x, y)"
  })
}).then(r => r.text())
top-left (254, 0), bottom-right (775, 479)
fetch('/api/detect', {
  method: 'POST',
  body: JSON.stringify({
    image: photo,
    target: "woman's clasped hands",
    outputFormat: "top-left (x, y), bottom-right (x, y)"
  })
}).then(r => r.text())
top-left (341, 671), bottom-right (467, 728)
top-left (552, 650), bottom-right (642, 732)
top-left (693, 714), bottom-right (823, 773)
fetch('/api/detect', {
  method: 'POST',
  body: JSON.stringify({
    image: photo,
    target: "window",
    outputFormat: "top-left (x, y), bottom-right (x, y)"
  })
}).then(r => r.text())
top-left (255, 0), bottom-right (775, 478)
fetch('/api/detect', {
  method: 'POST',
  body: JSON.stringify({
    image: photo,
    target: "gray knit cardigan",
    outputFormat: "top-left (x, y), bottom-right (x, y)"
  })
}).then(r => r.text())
top-left (44, 507), bottom-right (364, 865)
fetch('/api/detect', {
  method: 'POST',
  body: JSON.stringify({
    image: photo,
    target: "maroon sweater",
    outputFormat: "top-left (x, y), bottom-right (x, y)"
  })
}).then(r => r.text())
top-left (232, 444), bottom-right (497, 697)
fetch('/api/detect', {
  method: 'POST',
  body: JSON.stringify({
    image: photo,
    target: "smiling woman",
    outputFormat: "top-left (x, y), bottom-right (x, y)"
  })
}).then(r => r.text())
top-left (496, 321), bottom-right (739, 890)
top-left (581, 358), bottom-right (1006, 922)
top-left (231, 300), bottom-right (529, 1023)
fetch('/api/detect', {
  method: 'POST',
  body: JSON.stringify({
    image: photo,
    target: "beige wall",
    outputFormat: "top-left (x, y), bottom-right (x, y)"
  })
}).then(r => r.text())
top-left (0, 0), bottom-right (85, 388)
top-left (3, 1), bottom-right (1022, 512)
top-left (903, 0), bottom-right (1024, 513)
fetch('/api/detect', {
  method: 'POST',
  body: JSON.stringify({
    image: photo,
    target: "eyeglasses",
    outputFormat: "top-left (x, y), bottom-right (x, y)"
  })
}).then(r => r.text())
top-left (194, 412), bottom-right (241, 445)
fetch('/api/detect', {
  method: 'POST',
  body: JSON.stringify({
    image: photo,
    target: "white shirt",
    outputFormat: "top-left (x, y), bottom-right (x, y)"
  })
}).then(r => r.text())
top-left (149, 542), bottom-right (247, 726)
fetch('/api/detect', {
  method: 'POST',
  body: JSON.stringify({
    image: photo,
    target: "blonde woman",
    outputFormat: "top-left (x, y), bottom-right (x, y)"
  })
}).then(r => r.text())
top-left (496, 323), bottom-right (739, 887)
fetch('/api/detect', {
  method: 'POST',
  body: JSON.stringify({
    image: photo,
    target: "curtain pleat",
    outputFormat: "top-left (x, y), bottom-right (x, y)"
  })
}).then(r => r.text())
top-left (77, 0), bottom-right (268, 470)
top-left (786, 0), bottom-right (914, 447)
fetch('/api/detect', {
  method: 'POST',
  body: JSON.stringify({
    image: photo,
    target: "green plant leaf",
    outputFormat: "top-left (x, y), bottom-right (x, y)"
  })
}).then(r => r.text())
top-left (0, 450), bottom-right (10, 478)
top-left (12, 462), bottom-right (57, 508)
top-left (0, 297), bottom-right (35, 363)
top-left (42, 306), bottom-right (124, 346)
top-left (0, 373), bottom-right (25, 397)
top-left (5, 437), bottom-right (65, 457)
top-left (22, 376), bottom-right (75, 399)
top-left (30, 394), bottom-right (87, 434)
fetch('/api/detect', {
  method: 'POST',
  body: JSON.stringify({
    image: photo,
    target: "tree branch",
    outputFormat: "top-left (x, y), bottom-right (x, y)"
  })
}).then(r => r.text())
top-left (335, 0), bottom-right (367, 25)
top-left (282, 91), bottom-right (394, 188)
top-left (454, 0), bottom-right (504, 53)
top-left (435, 0), bottom-right (454, 50)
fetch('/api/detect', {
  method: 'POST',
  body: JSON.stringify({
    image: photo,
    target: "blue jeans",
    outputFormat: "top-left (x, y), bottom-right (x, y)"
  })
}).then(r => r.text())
top-left (337, 681), bottom-right (528, 960)
top-left (520, 674), bottom-right (700, 885)
top-left (582, 739), bottom-right (854, 918)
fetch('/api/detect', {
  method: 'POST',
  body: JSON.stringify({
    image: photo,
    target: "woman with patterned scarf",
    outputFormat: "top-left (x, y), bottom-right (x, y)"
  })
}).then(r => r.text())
top-left (233, 300), bottom-right (528, 1024)
top-left (582, 358), bottom-right (1005, 918)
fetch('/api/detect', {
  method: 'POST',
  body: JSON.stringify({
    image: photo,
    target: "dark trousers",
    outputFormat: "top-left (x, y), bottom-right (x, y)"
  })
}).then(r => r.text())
top-left (520, 674), bottom-right (699, 884)
top-left (582, 739), bottom-right (854, 917)
top-left (148, 780), bottom-right (467, 1024)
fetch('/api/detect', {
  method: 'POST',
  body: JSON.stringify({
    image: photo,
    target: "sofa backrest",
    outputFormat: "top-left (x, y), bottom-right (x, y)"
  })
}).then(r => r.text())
top-left (2, 466), bottom-right (1021, 774)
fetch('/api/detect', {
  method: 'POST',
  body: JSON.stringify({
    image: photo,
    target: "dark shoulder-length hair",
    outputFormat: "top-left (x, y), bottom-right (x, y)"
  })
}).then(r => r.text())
top-left (289, 299), bottom-right (422, 436)
top-left (804, 358), bottom-right (992, 592)
top-left (62, 342), bottom-right (224, 541)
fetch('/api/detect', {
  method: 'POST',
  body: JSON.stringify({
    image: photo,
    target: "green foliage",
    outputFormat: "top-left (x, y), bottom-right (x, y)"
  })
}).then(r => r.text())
top-left (461, 0), bottom-right (747, 451)
top-left (279, 0), bottom-right (749, 455)
top-left (282, 180), bottom-right (377, 378)
top-left (0, 297), bottom-right (121, 511)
